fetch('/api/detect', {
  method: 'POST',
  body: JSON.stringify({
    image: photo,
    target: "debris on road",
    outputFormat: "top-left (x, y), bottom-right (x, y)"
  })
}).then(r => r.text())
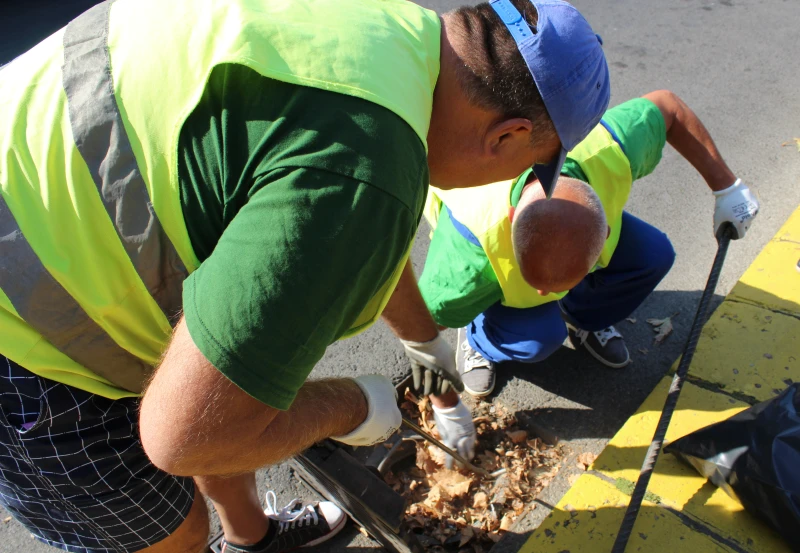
top-left (647, 315), bottom-right (676, 344)
top-left (625, 317), bottom-right (637, 324)
top-left (576, 452), bottom-right (597, 470)
top-left (389, 390), bottom-right (565, 551)
top-left (781, 138), bottom-right (800, 152)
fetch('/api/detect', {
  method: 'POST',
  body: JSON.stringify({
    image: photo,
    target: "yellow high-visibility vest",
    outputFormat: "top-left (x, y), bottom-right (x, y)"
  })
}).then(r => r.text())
top-left (0, 0), bottom-right (441, 397)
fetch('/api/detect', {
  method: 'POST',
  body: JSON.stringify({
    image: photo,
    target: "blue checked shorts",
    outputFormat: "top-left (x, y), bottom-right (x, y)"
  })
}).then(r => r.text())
top-left (0, 356), bottom-right (195, 552)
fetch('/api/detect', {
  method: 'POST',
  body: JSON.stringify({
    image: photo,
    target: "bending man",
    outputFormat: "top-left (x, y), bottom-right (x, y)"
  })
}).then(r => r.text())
top-left (0, 0), bottom-right (609, 552)
top-left (418, 90), bottom-right (759, 401)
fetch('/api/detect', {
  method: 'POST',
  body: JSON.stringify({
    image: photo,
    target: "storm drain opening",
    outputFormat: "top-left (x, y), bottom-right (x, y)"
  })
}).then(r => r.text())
top-left (293, 376), bottom-right (567, 553)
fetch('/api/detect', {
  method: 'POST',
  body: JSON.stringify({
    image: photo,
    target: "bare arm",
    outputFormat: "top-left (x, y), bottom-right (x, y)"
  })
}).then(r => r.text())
top-left (140, 317), bottom-right (367, 476)
top-left (381, 260), bottom-right (441, 342)
top-left (643, 90), bottom-right (736, 192)
top-left (381, 260), bottom-right (460, 407)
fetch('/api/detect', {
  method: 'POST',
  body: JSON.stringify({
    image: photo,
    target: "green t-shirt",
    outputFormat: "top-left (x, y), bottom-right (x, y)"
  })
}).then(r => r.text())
top-left (179, 64), bottom-right (428, 410)
top-left (419, 97), bottom-right (666, 328)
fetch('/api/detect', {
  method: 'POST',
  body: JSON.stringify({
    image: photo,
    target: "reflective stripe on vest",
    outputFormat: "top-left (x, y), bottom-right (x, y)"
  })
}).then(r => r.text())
top-left (0, 1), bottom-right (183, 393)
top-left (0, 197), bottom-right (152, 393)
top-left (0, 0), bottom-right (440, 396)
top-left (426, 123), bottom-right (633, 310)
top-left (63, 1), bottom-right (187, 324)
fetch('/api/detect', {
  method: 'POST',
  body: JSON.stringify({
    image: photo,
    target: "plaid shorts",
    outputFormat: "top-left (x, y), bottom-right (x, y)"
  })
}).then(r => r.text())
top-left (0, 356), bottom-right (195, 552)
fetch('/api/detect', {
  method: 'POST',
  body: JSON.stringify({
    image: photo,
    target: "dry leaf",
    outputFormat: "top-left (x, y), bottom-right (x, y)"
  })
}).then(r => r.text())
top-left (428, 444), bottom-right (448, 466)
top-left (424, 484), bottom-right (447, 513)
top-left (486, 531), bottom-right (503, 543)
top-left (499, 513), bottom-right (514, 532)
top-left (647, 316), bottom-right (674, 344)
top-left (433, 470), bottom-right (473, 498)
top-left (626, 317), bottom-right (637, 324)
top-left (782, 138), bottom-right (800, 152)
top-left (3, 516), bottom-right (10, 523)
top-left (638, 348), bottom-right (649, 355)
top-left (576, 452), bottom-right (597, 470)
top-left (390, 398), bottom-right (566, 551)
top-left (418, 396), bottom-right (429, 413)
top-left (473, 491), bottom-right (488, 509)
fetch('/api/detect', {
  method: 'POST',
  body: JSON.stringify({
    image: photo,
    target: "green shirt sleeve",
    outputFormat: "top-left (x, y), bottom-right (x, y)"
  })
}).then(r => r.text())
top-left (183, 168), bottom-right (418, 410)
top-left (177, 64), bottom-right (428, 410)
top-left (418, 207), bottom-right (502, 328)
top-left (601, 97), bottom-right (667, 181)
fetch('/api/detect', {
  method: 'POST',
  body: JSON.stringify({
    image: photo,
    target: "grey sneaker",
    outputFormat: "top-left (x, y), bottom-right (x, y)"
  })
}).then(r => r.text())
top-left (215, 491), bottom-right (347, 553)
top-left (569, 325), bottom-right (631, 369)
top-left (457, 327), bottom-right (496, 397)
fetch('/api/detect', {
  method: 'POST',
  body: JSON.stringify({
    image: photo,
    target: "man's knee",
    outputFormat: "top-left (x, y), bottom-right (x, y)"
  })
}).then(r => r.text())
top-left (142, 487), bottom-right (209, 553)
top-left (517, 324), bottom-right (568, 363)
top-left (646, 231), bottom-right (676, 281)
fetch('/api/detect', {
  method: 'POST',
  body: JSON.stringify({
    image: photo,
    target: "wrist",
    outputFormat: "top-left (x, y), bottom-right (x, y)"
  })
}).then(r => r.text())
top-left (333, 379), bottom-right (369, 437)
top-left (432, 397), bottom-right (468, 416)
top-left (430, 389), bottom-right (460, 409)
top-left (400, 334), bottom-right (441, 348)
top-left (711, 176), bottom-right (741, 195)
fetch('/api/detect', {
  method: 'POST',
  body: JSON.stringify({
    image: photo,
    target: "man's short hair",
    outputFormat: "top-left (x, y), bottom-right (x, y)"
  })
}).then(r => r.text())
top-left (451, 0), bottom-right (557, 148)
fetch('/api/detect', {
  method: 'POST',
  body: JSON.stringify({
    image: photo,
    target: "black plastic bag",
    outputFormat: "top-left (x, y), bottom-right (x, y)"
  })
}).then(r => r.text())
top-left (665, 383), bottom-right (800, 551)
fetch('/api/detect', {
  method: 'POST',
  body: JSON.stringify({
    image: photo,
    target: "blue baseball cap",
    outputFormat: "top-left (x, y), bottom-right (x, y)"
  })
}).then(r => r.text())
top-left (489, 0), bottom-right (610, 198)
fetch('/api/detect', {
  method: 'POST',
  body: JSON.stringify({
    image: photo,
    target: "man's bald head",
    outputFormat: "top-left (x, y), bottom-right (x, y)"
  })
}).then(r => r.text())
top-left (511, 176), bottom-right (608, 294)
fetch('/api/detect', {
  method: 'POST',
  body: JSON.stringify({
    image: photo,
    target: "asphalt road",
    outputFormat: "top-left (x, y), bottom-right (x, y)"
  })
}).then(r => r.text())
top-left (1, 0), bottom-right (799, 551)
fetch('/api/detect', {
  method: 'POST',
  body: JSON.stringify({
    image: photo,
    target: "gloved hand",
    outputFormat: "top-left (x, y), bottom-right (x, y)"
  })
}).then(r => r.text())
top-left (401, 335), bottom-right (464, 396)
top-left (331, 375), bottom-right (401, 446)
top-left (713, 178), bottom-right (759, 240)
top-left (433, 400), bottom-right (477, 469)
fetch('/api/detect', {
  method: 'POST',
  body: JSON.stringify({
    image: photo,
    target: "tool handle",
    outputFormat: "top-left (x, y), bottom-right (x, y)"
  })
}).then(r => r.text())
top-left (611, 224), bottom-right (734, 553)
top-left (401, 418), bottom-right (492, 478)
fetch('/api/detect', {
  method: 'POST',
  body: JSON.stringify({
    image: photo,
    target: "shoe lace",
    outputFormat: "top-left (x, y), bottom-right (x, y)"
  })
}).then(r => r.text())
top-left (460, 340), bottom-right (491, 372)
top-left (265, 491), bottom-right (319, 534)
top-left (594, 326), bottom-right (622, 347)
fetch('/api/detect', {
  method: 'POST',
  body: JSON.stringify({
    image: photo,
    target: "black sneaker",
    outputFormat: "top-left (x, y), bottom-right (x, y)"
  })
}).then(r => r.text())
top-left (216, 491), bottom-right (347, 553)
top-left (568, 325), bottom-right (631, 369)
top-left (457, 327), bottom-right (496, 397)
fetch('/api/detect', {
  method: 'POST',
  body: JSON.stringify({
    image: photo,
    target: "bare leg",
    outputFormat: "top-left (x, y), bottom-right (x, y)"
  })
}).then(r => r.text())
top-left (141, 486), bottom-right (210, 553)
top-left (195, 473), bottom-right (271, 546)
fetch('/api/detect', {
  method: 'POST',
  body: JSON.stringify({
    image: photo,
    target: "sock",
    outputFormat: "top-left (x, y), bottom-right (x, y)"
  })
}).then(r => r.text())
top-left (224, 520), bottom-right (277, 553)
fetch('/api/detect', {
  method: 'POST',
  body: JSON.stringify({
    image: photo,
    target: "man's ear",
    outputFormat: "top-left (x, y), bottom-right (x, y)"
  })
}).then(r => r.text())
top-left (508, 205), bottom-right (516, 223)
top-left (485, 118), bottom-right (533, 157)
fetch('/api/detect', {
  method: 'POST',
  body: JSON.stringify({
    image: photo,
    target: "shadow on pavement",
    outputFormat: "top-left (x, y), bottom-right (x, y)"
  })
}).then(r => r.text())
top-left (491, 289), bottom-right (728, 442)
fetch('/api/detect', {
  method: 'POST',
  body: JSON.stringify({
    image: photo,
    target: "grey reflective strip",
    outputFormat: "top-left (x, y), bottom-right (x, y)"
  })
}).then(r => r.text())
top-left (62, 1), bottom-right (186, 324)
top-left (0, 196), bottom-right (150, 394)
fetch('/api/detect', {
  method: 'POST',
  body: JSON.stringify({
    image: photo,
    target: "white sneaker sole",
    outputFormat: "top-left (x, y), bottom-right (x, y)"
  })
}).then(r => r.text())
top-left (463, 377), bottom-right (496, 398)
top-left (582, 340), bottom-right (631, 369)
top-left (302, 512), bottom-right (347, 548)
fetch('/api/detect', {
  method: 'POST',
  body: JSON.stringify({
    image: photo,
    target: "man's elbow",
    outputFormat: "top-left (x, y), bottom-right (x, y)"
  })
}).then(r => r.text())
top-left (139, 400), bottom-right (201, 476)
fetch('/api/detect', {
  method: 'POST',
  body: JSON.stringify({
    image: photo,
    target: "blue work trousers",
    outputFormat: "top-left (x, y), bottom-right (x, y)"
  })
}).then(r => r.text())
top-left (468, 212), bottom-right (676, 364)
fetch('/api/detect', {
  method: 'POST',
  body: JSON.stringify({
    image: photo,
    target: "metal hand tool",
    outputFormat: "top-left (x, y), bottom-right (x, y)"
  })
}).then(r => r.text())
top-left (611, 224), bottom-right (736, 553)
top-left (401, 417), bottom-right (493, 478)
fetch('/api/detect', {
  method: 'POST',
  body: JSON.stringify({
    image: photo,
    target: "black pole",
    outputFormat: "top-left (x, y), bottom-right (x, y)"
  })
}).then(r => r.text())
top-left (611, 225), bottom-right (734, 553)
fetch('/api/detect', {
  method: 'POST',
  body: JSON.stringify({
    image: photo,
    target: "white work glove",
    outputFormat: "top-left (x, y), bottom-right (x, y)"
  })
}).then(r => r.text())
top-left (713, 178), bottom-right (759, 240)
top-left (331, 375), bottom-right (401, 447)
top-left (433, 400), bottom-right (477, 470)
top-left (401, 335), bottom-right (464, 396)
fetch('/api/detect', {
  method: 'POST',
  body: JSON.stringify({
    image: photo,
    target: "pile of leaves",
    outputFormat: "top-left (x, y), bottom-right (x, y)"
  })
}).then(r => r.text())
top-left (382, 390), bottom-right (565, 552)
